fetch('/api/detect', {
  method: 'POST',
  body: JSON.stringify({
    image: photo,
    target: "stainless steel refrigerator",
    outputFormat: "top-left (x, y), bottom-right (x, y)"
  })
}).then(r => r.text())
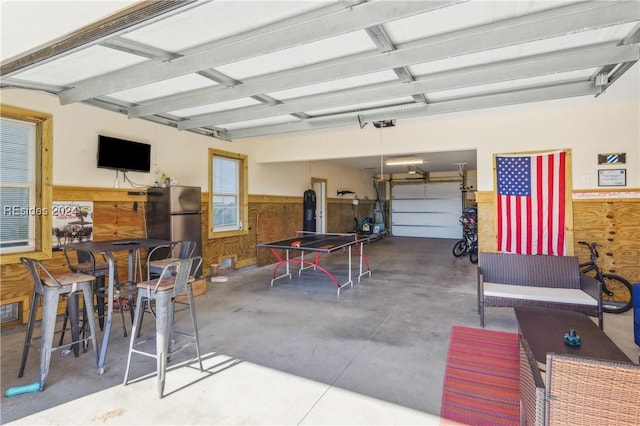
top-left (146, 185), bottom-right (202, 276)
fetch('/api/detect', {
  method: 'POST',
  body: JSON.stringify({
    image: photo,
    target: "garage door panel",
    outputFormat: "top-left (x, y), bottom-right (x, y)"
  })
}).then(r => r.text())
top-left (426, 182), bottom-right (461, 197)
top-left (392, 212), bottom-right (459, 227)
top-left (393, 198), bottom-right (460, 212)
top-left (392, 225), bottom-right (461, 238)
top-left (392, 184), bottom-right (427, 198)
top-left (391, 182), bottom-right (462, 239)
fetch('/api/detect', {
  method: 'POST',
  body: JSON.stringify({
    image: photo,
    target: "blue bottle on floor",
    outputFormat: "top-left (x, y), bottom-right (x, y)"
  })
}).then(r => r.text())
top-left (633, 283), bottom-right (640, 347)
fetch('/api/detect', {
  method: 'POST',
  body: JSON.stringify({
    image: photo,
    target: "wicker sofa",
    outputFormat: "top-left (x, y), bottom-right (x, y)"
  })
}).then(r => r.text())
top-left (519, 335), bottom-right (640, 426)
top-left (477, 253), bottom-right (602, 329)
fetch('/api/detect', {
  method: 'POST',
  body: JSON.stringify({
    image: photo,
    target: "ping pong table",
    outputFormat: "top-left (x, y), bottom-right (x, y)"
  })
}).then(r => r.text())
top-left (258, 231), bottom-right (375, 294)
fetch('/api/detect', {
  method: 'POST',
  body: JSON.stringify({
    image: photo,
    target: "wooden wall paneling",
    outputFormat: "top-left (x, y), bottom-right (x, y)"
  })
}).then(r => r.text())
top-left (573, 199), bottom-right (640, 283)
top-left (199, 200), bottom-right (211, 273)
top-left (327, 199), bottom-right (375, 234)
top-left (475, 191), bottom-right (495, 253)
top-left (253, 200), bottom-right (302, 266)
top-left (92, 200), bottom-right (147, 282)
top-left (1, 263), bottom-right (34, 320)
top-left (1, 248), bottom-right (84, 324)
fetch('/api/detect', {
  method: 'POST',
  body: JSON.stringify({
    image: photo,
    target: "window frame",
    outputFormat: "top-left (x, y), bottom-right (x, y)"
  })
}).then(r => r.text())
top-left (0, 104), bottom-right (53, 265)
top-left (208, 148), bottom-right (248, 239)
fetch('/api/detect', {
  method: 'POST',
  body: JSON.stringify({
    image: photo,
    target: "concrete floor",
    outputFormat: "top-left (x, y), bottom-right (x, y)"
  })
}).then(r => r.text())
top-left (1, 237), bottom-right (638, 425)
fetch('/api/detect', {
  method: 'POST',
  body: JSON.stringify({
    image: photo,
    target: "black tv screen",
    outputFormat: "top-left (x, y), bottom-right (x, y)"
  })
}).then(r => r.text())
top-left (97, 135), bottom-right (151, 173)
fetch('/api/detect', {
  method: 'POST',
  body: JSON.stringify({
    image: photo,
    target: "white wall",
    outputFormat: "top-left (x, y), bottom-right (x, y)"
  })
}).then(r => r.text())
top-left (2, 62), bottom-right (637, 196)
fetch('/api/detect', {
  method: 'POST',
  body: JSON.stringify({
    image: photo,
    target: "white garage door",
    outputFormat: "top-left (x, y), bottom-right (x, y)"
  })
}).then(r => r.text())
top-left (391, 182), bottom-right (462, 239)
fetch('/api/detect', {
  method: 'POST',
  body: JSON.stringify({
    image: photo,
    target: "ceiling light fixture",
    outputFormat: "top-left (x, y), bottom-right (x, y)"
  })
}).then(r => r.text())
top-left (385, 157), bottom-right (424, 166)
top-left (373, 119), bottom-right (396, 128)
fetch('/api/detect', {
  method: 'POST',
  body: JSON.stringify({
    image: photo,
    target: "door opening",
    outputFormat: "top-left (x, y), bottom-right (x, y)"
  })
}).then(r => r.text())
top-left (312, 178), bottom-right (327, 234)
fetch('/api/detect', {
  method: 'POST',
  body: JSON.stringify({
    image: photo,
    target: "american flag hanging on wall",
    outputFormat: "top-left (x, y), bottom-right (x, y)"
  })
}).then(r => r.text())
top-left (496, 151), bottom-right (566, 256)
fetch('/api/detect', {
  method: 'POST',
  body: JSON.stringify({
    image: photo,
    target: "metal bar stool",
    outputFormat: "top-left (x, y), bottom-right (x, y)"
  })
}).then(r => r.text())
top-left (123, 257), bottom-right (204, 398)
top-left (146, 240), bottom-right (196, 280)
top-left (18, 257), bottom-right (99, 391)
top-left (140, 241), bottom-right (197, 330)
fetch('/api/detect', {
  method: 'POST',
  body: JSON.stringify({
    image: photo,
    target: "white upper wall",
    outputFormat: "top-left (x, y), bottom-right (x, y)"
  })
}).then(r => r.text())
top-left (1, 62), bottom-right (637, 197)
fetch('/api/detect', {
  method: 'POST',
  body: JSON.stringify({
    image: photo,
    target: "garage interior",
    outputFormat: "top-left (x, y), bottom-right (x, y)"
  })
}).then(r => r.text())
top-left (1, 1), bottom-right (639, 424)
top-left (1, 237), bottom-right (637, 424)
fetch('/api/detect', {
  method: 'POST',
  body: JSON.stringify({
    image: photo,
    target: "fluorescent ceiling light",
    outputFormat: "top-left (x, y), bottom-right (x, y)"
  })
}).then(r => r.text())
top-left (385, 157), bottom-right (424, 166)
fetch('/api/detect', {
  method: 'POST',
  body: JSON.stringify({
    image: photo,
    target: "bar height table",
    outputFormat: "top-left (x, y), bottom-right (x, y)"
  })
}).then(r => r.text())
top-left (69, 238), bottom-right (174, 374)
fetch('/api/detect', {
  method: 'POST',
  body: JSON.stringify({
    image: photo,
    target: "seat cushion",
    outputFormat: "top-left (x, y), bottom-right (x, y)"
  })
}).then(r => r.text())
top-left (484, 282), bottom-right (598, 306)
top-left (137, 277), bottom-right (176, 292)
top-left (42, 272), bottom-right (95, 287)
top-left (148, 258), bottom-right (179, 270)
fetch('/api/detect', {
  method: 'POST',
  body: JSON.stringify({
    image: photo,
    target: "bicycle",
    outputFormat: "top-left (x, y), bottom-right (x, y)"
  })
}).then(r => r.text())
top-left (452, 227), bottom-right (478, 264)
top-left (578, 241), bottom-right (633, 314)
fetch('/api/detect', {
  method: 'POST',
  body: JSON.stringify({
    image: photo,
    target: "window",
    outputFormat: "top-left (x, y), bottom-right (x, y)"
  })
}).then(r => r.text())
top-left (0, 105), bottom-right (52, 264)
top-left (208, 148), bottom-right (247, 238)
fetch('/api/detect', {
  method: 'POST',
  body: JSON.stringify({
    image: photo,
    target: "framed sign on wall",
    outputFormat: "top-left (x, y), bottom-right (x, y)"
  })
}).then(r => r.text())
top-left (51, 201), bottom-right (94, 250)
top-left (597, 169), bottom-right (626, 187)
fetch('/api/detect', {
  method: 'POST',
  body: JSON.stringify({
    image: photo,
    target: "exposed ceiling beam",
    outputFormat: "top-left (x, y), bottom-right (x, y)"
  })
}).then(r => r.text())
top-left (221, 80), bottom-right (602, 139)
top-left (595, 22), bottom-right (640, 93)
top-left (100, 37), bottom-right (179, 61)
top-left (364, 25), bottom-right (395, 53)
top-left (177, 43), bottom-right (638, 130)
top-left (58, 1), bottom-right (460, 104)
top-left (84, 97), bottom-right (230, 140)
top-left (1, 79), bottom-right (65, 94)
top-left (364, 24), bottom-right (423, 102)
top-left (128, 1), bottom-right (639, 119)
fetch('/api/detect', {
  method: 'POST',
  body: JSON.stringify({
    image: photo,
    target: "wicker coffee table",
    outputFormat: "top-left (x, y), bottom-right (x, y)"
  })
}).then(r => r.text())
top-left (514, 306), bottom-right (632, 370)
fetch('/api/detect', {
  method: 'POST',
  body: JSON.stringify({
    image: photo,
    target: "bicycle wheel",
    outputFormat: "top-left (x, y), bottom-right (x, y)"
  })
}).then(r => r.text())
top-left (600, 273), bottom-right (633, 314)
top-left (452, 240), bottom-right (467, 257)
top-left (469, 247), bottom-right (478, 264)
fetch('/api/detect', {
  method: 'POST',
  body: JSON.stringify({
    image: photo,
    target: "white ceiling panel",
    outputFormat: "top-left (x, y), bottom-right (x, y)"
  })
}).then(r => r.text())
top-left (216, 30), bottom-right (377, 80)
top-left (121, 1), bottom-right (329, 53)
top-left (170, 97), bottom-right (261, 119)
top-left (110, 74), bottom-right (218, 104)
top-left (10, 45), bottom-right (146, 86)
top-left (407, 24), bottom-right (634, 77)
top-left (384, 0), bottom-right (579, 44)
top-left (268, 70), bottom-right (399, 100)
top-left (0, 0), bottom-right (137, 62)
top-left (1, 0), bottom-right (638, 152)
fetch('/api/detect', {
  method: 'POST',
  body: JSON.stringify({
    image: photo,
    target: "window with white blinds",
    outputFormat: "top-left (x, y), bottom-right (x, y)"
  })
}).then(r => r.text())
top-left (0, 117), bottom-right (36, 253)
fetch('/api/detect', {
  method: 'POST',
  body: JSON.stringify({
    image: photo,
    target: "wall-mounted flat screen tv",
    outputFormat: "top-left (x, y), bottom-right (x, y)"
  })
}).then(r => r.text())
top-left (97, 135), bottom-right (151, 173)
